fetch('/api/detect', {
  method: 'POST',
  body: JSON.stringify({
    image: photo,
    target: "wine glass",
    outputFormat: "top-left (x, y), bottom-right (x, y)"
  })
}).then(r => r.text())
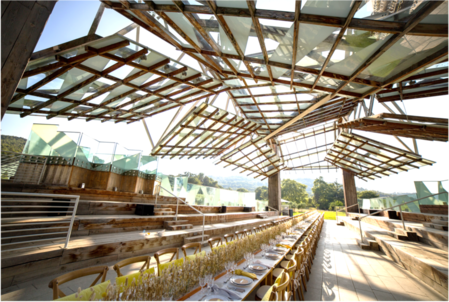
top-left (199, 276), bottom-right (206, 294)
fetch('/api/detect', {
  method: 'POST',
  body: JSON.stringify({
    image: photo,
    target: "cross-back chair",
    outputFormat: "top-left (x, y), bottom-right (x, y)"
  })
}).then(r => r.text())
top-left (113, 255), bottom-right (151, 277)
top-left (235, 230), bottom-right (246, 240)
top-left (48, 266), bottom-right (109, 300)
top-left (154, 248), bottom-right (179, 276)
top-left (224, 233), bottom-right (235, 243)
top-left (181, 242), bottom-right (201, 258)
top-left (208, 237), bottom-right (223, 249)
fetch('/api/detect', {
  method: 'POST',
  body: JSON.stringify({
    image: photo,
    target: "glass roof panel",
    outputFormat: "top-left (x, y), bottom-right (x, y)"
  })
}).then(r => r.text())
top-left (354, 0), bottom-right (428, 22)
top-left (295, 25), bottom-right (339, 70)
top-left (420, 0), bottom-right (448, 24)
top-left (256, 0), bottom-right (295, 12)
top-left (359, 35), bottom-right (448, 82)
top-left (326, 30), bottom-right (392, 77)
top-left (301, 0), bottom-right (354, 18)
top-left (325, 132), bottom-right (435, 180)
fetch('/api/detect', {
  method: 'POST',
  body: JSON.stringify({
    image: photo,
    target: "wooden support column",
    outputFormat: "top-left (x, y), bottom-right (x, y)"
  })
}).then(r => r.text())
top-left (342, 169), bottom-right (358, 213)
top-left (1, 1), bottom-right (57, 119)
top-left (268, 144), bottom-right (281, 211)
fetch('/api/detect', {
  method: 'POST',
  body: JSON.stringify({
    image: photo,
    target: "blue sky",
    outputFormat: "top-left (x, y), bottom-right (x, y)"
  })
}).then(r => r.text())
top-left (2, 1), bottom-right (448, 194)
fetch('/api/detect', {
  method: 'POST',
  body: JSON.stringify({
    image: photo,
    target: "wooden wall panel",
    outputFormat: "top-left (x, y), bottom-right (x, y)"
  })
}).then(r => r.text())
top-left (1, 1), bottom-right (56, 118)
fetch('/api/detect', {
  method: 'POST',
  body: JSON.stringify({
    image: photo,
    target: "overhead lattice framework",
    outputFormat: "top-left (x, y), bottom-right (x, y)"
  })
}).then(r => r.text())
top-left (151, 103), bottom-right (262, 159)
top-left (376, 61), bottom-right (448, 103)
top-left (337, 113), bottom-right (448, 142)
top-left (7, 35), bottom-right (225, 124)
top-left (325, 132), bottom-right (435, 181)
top-left (216, 136), bottom-right (287, 180)
top-left (278, 122), bottom-right (338, 171)
top-left (104, 0), bottom-right (448, 135)
top-left (3, 0), bottom-right (448, 181)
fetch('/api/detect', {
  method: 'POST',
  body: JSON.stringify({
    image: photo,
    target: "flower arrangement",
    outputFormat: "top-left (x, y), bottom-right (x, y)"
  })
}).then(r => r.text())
top-left (95, 212), bottom-right (313, 301)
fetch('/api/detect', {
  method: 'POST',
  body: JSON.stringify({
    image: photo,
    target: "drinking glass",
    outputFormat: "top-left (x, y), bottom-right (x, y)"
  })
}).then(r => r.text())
top-left (199, 276), bottom-right (206, 294)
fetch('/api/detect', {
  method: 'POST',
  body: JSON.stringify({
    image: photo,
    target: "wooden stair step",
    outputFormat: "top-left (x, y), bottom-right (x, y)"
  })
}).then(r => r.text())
top-left (163, 220), bottom-right (189, 227)
top-left (1, 226), bottom-right (69, 237)
top-left (154, 212), bottom-right (175, 216)
top-left (391, 228), bottom-right (419, 241)
top-left (1, 231), bottom-right (67, 244)
top-left (167, 224), bottom-right (193, 230)
top-left (430, 219), bottom-right (448, 226)
top-left (154, 208), bottom-right (173, 212)
top-left (184, 234), bottom-right (210, 244)
top-left (1, 237), bottom-right (66, 250)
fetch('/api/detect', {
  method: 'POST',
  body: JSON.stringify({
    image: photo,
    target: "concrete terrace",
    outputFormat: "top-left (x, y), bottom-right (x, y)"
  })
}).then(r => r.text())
top-left (304, 221), bottom-right (446, 301)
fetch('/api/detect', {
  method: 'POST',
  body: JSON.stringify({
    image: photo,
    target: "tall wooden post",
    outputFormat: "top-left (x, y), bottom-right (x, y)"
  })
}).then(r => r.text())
top-left (1, 1), bottom-right (57, 119)
top-left (268, 144), bottom-right (281, 211)
top-left (342, 169), bottom-right (358, 213)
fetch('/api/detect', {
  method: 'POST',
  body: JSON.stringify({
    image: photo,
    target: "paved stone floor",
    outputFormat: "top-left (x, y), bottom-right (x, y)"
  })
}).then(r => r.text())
top-left (1, 220), bottom-right (446, 301)
top-left (303, 221), bottom-right (446, 301)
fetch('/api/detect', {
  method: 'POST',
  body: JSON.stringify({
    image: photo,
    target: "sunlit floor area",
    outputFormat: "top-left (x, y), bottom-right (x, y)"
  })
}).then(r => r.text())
top-left (303, 221), bottom-right (446, 301)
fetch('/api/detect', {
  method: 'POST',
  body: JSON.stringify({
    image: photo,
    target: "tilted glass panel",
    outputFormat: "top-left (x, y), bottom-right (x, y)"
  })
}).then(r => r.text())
top-left (354, 0), bottom-right (428, 22)
top-left (420, 0), bottom-right (448, 24)
top-left (326, 30), bottom-right (392, 77)
top-left (164, 12), bottom-right (214, 52)
top-left (295, 25), bottom-right (338, 70)
top-left (360, 35), bottom-right (448, 82)
top-left (301, 0), bottom-right (354, 17)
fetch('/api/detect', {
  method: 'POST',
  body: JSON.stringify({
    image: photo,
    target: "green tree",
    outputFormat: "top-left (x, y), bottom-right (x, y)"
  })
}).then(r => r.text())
top-left (186, 172), bottom-right (222, 188)
top-left (255, 186), bottom-right (268, 200)
top-left (312, 177), bottom-right (344, 210)
top-left (357, 190), bottom-right (380, 199)
top-left (237, 188), bottom-right (249, 192)
top-left (281, 179), bottom-right (309, 208)
top-left (328, 200), bottom-right (344, 211)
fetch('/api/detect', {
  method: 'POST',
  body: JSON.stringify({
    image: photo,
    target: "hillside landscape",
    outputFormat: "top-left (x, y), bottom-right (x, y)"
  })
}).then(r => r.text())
top-left (1, 135), bottom-right (27, 153)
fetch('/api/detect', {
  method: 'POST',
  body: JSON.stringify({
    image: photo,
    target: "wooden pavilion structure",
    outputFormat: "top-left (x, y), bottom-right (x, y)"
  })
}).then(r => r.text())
top-left (2, 0), bottom-right (448, 211)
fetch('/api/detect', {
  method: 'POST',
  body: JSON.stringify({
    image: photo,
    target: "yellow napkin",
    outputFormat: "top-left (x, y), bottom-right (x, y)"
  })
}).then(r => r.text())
top-left (276, 244), bottom-right (292, 249)
top-left (235, 269), bottom-right (257, 280)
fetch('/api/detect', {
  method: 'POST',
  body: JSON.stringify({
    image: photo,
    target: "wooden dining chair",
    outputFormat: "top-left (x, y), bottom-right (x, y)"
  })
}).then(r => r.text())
top-left (113, 256), bottom-right (151, 277)
top-left (48, 266), bottom-right (109, 300)
top-left (235, 230), bottom-right (246, 240)
top-left (252, 227), bottom-right (258, 234)
top-left (154, 248), bottom-right (179, 276)
top-left (181, 242), bottom-right (201, 258)
top-left (224, 233), bottom-right (235, 243)
top-left (255, 270), bottom-right (290, 301)
top-left (244, 229), bottom-right (252, 236)
top-left (208, 237), bottom-right (223, 249)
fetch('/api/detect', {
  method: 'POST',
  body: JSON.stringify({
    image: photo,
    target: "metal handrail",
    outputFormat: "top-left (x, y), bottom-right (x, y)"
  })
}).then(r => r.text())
top-left (1, 192), bottom-right (80, 249)
top-left (357, 192), bottom-right (448, 243)
top-left (336, 204), bottom-right (359, 224)
top-left (159, 186), bottom-right (205, 242)
top-left (266, 205), bottom-right (278, 212)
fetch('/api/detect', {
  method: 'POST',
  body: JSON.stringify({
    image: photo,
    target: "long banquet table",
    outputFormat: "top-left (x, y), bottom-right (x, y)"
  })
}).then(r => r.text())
top-left (179, 212), bottom-right (322, 301)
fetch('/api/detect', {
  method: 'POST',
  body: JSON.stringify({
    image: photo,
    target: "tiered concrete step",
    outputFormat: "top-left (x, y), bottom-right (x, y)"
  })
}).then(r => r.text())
top-left (424, 217), bottom-right (448, 231)
top-left (163, 220), bottom-right (193, 230)
top-left (342, 217), bottom-right (448, 298)
top-left (347, 213), bottom-right (448, 251)
top-left (356, 238), bottom-right (379, 251)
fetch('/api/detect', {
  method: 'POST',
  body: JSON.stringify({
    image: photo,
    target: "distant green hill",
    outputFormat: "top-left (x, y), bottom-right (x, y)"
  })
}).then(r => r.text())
top-left (1, 135), bottom-right (27, 153)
